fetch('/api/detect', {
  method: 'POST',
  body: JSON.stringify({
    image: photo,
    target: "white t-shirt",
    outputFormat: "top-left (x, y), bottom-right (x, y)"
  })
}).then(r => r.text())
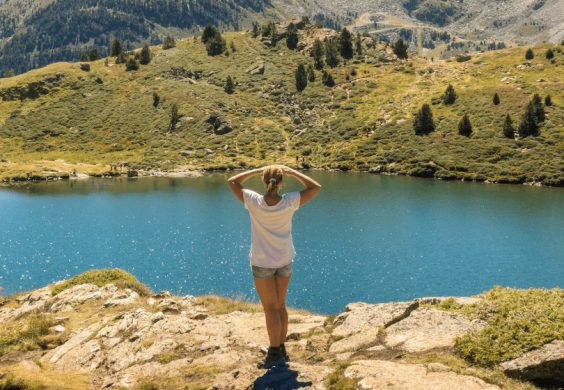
top-left (243, 189), bottom-right (301, 268)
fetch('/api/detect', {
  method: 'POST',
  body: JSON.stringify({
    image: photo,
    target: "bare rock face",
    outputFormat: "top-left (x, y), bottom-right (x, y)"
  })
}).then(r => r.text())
top-left (345, 360), bottom-right (500, 390)
top-left (500, 340), bottom-right (564, 382)
top-left (384, 307), bottom-right (487, 353)
top-left (329, 301), bottom-right (418, 353)
top-left (306, 334), bottom-right (330, 353)
top-left (246, 63), bottom-right (265, 75)
top-left (0, 286), bottom-right (51, 324)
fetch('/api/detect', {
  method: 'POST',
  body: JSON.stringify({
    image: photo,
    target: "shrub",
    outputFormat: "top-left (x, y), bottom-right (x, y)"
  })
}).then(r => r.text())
top-left (230, 41), bottom-right (236, 52)
top-left (311, 39), bottom-right (325, 70)
top-left (545, 94), bottom-right (552, 107)
top-left (115, 52), bottom-right (128, 64)
top-left (393, 38), bottom-right (408, 59)
top-left (153, 92), bottom-right (160, 107)
top-left (442, 84), bottom-right (457, 105)
top-left (225, 76), bottom-right (235, 94)
top-left (89, 49), bottom-right (101, 61)
top-left (110, 38), bottom-right (123, 57)
top-left (170, 103), bottom-right (180, 128)
top-left (125, 57), bottom-right (139, 71)
top-left (295, 64), bottom-right (308, 92)
top-left (2, 70), bottom-right (15, 78)
top-left (139, 45), bottom-right (151, 65)
top-left (546, 48), bottom-right (554, 59)
top-left (163, 36), bottom-right (175, 49)
top-left (525, 48), bottom-right (534, 60)
top-left (51, 268), bottom-right (144, 296)
top-left (413, 104), bottom-right (435, 135)
top-left (322, 71), bottom-right (335, 87)
top-left (80, 52), bottom-right (89, 62)
top-left (206, 33), bottom-right (227, 56)
top-left (502, 114), bottom-right (514, 139)
top-left (307, 64), bottom-right (316, 82)
top-left (286, 22), bottom-right (298, 50)
top-left (493, 92), bottom-right (500, 106)
top-left (325, 38), bottom-right (340, 68)
top-left (350, 68), bottom-right (357, 76)
top-left (302, 146), bottom-right (312, 156)
top-left (458, 114), bottom-right (472, 137)
top-left (519, 102), bottom-right (540, 138)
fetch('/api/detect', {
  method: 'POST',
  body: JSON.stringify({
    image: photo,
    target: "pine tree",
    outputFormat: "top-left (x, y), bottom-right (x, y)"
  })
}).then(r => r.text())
top-left (202, 24), bottom-right (218, 44)
top-left (104, 58), bottom-right (109, 66)
top-left (140, 45), bottom-right (151, 65)
top-left (519, 102), bottom-right (540, 138)
top-left (525, 48), bottom-right (534, 60)
top-left (545, 94), bottom-right (552, 107)
top-left (307, 64), bottom-right (315, 82)
top-left (206, 35), bottom-right (227, 56)
top-left (126, 57), bottom-right (139, 71)
top-left (153, 92), bottom-right (160, 107)
top-left (80, 52), bottom-right (89, 62)
top-left (442, 84), bottom-right (457, 105)
top-left (287, 22), bottom-right (298, 50)
top-left (110, 38), bottom-right (123, 57)
top-left (393, 38), bottom-right (408, 59)
top-left (458, 114), bottom-right (472, 137)
top-left (270, 25), bottom-right (278, 47)
top-left (89, 49), bottom-right (101, 61)
top-left (311, 39), bottom-right (325, 70)
top-left (531, 93), bottom-right (545, 122)
top-left (503, 114), bottom-right (514, 138)
top-left (355, 33), bottom-right (362, 55)
top-left (170, 103), bottom-right (180, 129)
top-left (350, 68), bottom-right (357, 76)
top-left (295, 63), bottom-right (308, 92)
top-left (493, 92), bottom-right (500, 105)
top-left (225, 76), bottom-right (235, 94)
top-left (322, 71), bottom-right (335, 87)
top-left (413, 104), bottom-right (435, 135)
top-left (325, 38), bottom-right (340, 68)
top-left (252, 24), bottom-right (259, 38)
top-left (339, 27), bottom-right (353, 59)
top-left (163, 36), bottom-right (176, 49)
top-left (230, 41), bottom-right (236, 52)
top-left (546, 48), bottom-right (554, 59)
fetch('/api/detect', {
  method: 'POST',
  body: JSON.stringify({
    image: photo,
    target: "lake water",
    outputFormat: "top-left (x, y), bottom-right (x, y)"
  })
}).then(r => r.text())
top-left (1, 171), bottom-right (563, 314)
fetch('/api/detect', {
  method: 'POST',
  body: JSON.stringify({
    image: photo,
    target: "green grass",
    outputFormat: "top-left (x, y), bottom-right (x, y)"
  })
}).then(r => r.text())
top-left (0, 315), bottom-right (61, 356)
top-left (432, 286), bottom-right (564, 367)
top-left (0, 374), bottom-right (45, 390)
top-left (51, 268), bottom-right (146, 296)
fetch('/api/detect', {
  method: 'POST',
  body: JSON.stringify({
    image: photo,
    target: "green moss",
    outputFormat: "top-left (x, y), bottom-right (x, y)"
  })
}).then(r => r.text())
top-left (51, 268), bottom-right (145, 296)
top-left (435, 286), bottom-right (564, 367)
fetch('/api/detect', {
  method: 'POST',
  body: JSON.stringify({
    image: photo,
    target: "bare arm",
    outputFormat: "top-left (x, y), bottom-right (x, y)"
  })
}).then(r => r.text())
top-left (227, 167), bottom-right (264, 204)
top-left (280, 166), bottom-right (321, 206)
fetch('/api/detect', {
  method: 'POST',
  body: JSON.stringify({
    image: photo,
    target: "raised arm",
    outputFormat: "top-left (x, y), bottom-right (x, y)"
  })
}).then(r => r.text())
top-left (228, 167), bottom-right (264, 204)
top-left (280, 166), bottom-right (321, 206)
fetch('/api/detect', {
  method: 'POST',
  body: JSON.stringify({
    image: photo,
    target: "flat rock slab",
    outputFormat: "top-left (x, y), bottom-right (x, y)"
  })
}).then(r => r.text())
top-left (500, 340), bottom-right (564, 382)
top-left (345, 360), bottom-right (500, 390)
top-left (384, 307), bottom-right (487, 353)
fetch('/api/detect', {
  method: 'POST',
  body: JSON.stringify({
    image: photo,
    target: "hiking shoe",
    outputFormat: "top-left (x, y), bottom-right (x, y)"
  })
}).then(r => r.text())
top-left (257, 347), bottom-right (285, 368)
top-left (281, 344), bottom-right (290, 361)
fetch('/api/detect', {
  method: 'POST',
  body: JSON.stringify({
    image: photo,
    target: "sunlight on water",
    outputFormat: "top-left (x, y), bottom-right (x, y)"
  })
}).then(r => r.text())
top-left (1, 172), bottom-right (563, 314)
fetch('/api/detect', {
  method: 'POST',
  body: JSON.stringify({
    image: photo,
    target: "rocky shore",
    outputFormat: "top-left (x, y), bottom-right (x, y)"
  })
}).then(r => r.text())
top-left (0, 277), bottom-right (562, 390)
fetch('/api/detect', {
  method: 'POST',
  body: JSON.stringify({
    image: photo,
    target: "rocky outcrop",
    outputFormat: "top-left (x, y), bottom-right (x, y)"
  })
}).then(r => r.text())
top-left (246, 63), bottom-right (265, 75)
top-left (207, 110), bottom-right (233, 135)
top-left (457, 54), bottom-right (472, 62)
top-left (500, 340), bottom-right (564, 382)
top-left (344, 360), bottom-right (500, 390)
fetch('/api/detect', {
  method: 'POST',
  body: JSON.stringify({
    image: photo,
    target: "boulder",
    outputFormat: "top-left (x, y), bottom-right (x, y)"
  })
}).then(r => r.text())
top-left (306, 334), bottom-right (330, 353)
top-left (500, 340), bottom-right (564, 382)
top-left (344, 360), bottom-right (500, 390)
top-left (127, 170), bottom-right (138, 177)
top-left (377, 52), bottom-right (397, 63)
top-left (79, 63), bottom-right (90, 71)
top-left (94, 77), bottom-right (103, 84)
top-left (156, 299), bottom-right (179, 312)
top-left (246, 63), bottom-right (265, 75)
top-left (368, 166), bottom-right (381, 173)
top-left (154, 291), bottom-right (172, 298)
top-left (456, 54), bottom-right (472, 63)
top-left (178, 150), bottom-right (194, 157)
top-left (215, 124), bottom-right (233, 135)
top-left (384, 307), bottom-right (487, 353)
top-left (49, 325), bottom-right (66, 333)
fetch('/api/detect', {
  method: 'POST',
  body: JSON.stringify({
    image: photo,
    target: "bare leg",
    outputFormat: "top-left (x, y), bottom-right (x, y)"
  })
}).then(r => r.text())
top-left (275, 275), bottom-right (291, 345)
top-left (254, 276), bottom-right (281, 347)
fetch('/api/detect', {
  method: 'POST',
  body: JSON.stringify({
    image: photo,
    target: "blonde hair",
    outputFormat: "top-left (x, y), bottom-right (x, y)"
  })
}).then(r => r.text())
top-left (262, 165), bottom-right (283, 195)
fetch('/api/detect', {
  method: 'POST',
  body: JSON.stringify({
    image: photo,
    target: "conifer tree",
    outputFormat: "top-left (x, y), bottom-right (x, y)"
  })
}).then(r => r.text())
top-left (225, 76), bottom-right (235, 94)
top-left (503, 114), bottom-right (514, 138)
top-left (339, 27), bottom-right (353, 59)
top-left (325, 38), bottom-right (340, 68)
top-left (252, 24), bottom-right (259, 38)
top-left (270, 25), bottom-right (278, 47)
top-left (531, 93), bottom-right (545, 122)
top-left (2, 70), bottom-right (15, 78)
top-left (458, 114), bottom-right (473, 137)
top-left (545, 94), bottom-right (552, 107)
top-left (110, 38), bottom-right (123, 57)
top-left (170, 103), bottom-right (180, 129)
top-left (153, 92), bottom-right (160, 107)
top-left (202, 24), bottom-right (218, 44)
top-left (442, 84), bottom-right (457, 105)
top-left (414, 104), bottom-right (435, 135)
top-left (115, 52), bottom-right (128, 64)
top-left (140, 45), bottom-right (151, 65)
top-left (206, 34), bottom-right (227, 56)
top-left (80, 52), bottom-right (89, 62)
top-left (295, 63), bottom-right (308, 92)
top-left (322, 70), bottom-right (335, 87)
top-left (355, 33), bottom-right (362, 55)
top-left (311, 39), bottom-right (324, 69)
top-left (307, 64), bottom-right (315, 82)
top-left (519, 102), bottom-right (539, 137)
top-left (89, 49), bottom-right (101, 61)
top-left (393, 38), bottom-right (408, 59)
top-left (525, 48), bottom-right (534, 60)
top-left (546, 48), bottom-right (554, 59)
top-left (230, 41), bottom-right (236, 52)
top-left (493, 92), bottom-right (500, 105)
top-left (287, 22), bottom-right (298, 50)
top-left (125, 57), bottom-right (139, 71)
top-left (163, 36), bottom-right (176, 49)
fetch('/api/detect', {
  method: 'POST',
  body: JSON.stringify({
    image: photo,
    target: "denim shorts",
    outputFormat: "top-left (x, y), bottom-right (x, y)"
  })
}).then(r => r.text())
top-left (251, 263), bottom-right (293, 279)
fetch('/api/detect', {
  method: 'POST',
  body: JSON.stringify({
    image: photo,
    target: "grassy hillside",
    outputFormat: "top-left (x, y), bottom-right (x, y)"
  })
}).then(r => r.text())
top-left (1, 24), bottom-right (564, 186)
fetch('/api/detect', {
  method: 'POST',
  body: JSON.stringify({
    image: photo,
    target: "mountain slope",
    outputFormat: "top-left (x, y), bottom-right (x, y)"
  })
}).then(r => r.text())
top-left (0, 24), bottom-right (563, 187)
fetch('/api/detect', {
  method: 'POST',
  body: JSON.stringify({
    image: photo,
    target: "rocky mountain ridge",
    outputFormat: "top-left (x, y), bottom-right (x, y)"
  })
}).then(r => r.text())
top-left (1, 278), bottom-right (563, 389)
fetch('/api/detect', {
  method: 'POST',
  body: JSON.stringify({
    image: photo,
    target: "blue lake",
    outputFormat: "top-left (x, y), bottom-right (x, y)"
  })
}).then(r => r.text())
top-left (1, 171), bottom-right (563, 314)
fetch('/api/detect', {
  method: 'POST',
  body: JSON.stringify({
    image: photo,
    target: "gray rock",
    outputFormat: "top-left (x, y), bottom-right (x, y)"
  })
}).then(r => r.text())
top-left (49, 325), bottom-right (66, 333)
top-left (178, 150), bottom-right (194, 156)
top-left (82, 93), bottom-right (92, 98)
top-left (368, 166), bottom-right (381, 173)
top-left (246, 63), bottom-right (265, 75)
top-left (94, 77), bottom-right (103, 84)
top-left (156, 299), bottom-right (179, 312)
top-left (500, 340), bottom-right (564, 382)
top-left (215, 124), bottom-right (233, 135)
top-left (79, 63), bottom-right (90, 71)
top-left (154, 291), bottom-right (172, 298)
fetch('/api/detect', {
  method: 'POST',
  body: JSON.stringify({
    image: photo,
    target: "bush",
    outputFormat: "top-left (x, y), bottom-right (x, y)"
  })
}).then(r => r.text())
top-left (442, 84), bottom-right (457, 105)
top-left (525, 48), bottom-right (534, 60)
top-left (546, 48), bottom-right (554, 59)
top-left (80, 52), bottom-right (89, 62)
top-left (110, 38), bottom-right (123, 57)
top-left (125, 57), bottom-right (139, 71)
top-left (301, 146), bottom-right (312, 156)
top-left (139, 44), bottom-right (151, 65)
top-left (286, 22), bottom-right (298, 50)
top-left (206, 34), bottom-right (227, 56)
top-left (393, 38), bottom-right (408, 59)
top-left (545, 94), bottom-right (552, 107)
top-left (225, 76), bottom-right (235, 94)
top-left (458, 114), bottom-right (472, 137)
top-left (89, 49), bottom-right (101, 61)
top-left (2, 70), bottom-right (15, 78)
top-left (163, 36), bottom-right (175, 49)
top-left (413, 103), bottom-right (435, 135)
top-left (502, 114), bottom-right (514, 139)
top-left (115, 52), bottom-right (128, 64)
top-left (493, 92), bottom-right (500, 106)
top-left (51, 268), bottom-right (145, 296)
top-left (153, 92), bottom-right (160, 107)
top-left (295, 64), bottom-right (307, 92)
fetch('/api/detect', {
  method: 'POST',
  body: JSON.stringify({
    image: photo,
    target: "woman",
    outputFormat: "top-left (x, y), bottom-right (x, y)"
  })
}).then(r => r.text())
top-left (228, 165), bottom-right (321, 367)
